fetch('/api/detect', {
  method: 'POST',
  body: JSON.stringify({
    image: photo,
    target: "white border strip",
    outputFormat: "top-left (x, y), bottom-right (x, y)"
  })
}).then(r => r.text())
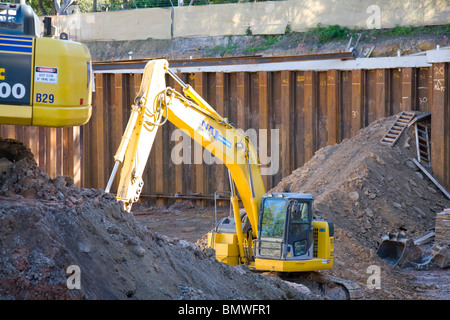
top-left (93, 49), bottom-right (450, 74)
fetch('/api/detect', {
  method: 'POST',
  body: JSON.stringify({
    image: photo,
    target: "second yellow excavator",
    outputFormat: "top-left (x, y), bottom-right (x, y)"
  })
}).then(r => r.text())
top-left (106, 59), bottom-right (334, 273)
top-left (0, 2), bottom-right (92, 127)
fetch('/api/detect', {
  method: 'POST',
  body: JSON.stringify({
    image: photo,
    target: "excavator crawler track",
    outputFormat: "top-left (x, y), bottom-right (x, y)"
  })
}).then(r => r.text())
top-left (279, 272), bottom-right (365, 300)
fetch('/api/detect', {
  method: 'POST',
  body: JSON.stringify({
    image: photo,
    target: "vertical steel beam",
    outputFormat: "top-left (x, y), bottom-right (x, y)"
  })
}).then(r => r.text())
top-left (431, 62), bottom-right (450, 190)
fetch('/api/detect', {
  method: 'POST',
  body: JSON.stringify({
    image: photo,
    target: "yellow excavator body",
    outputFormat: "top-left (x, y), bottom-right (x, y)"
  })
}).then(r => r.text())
top-left (106, 59), bottom-right (334, 273)
top-left (0, 2), bottom-right (92, 127)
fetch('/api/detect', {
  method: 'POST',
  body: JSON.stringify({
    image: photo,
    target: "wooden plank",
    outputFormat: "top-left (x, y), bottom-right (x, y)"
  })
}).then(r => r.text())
top-left (38, 127), bottom-right (45, 173)
top-left (375, 69), bottom-right (388, 119)
top-left (317, 71), bottom-right (328, 150)
top-left (215, 72), bottom-right (226, 195)
top-left (304, 71), bottom-right (316, 161)
top-left (44, 129), bottom-right (52, 177)
top-left (152, 73), bottom-right (164, 205)
top-left (430, 62), bottom-right (450, 191)
top-left (62, 127), bottom-right (69, 176)
top-left (249, 73), bottom-right (260, 133)
top-left (365, 70), bottom-right (376, 126)
top-left (417, 67), bottom-right (431, 112)
top-left (294, 71), bottom-right (305, 167)
top-left (73, 126), bottom-right (81, 187)
top-left (400, 67), bottom-right (415, 111)
top-left (271, 71), bottom-right (282, 185)
top-left (205, 72), bottom-right (214, 202)
top-left (14, 125), bottom-right (24, 145)
top-left (287, 72), bottom-right (295, 174)
top-left (280, 70), bottom-right (290, 178)
top-left (50, 128), bottom-right (57, 177)
top-left (258, 71), bottom-right (270, 190)
top-left (194, 72), bottom-right (205, 205)
top-left (390, 68), bottom-right (402, 114)
top-left (105, 74), bottom-right (115, 186)
top-left (413, 158), bottom-right (450, 199)
top-left (236, 72), bottom-right (247, 130)
top-left (107, 73), bottom-right (124, 193)
top-left (57, 128), bottom-right (63, 175)
top-left (183, 73), bottom-right (194, 195)
top-left (154, 123), bottom-right (164, 206)
top-left (162, 114), bottom-right (172, 202)
top-left (174, 71), bottom-right (184, 199)
top-left (340, 70), bottom-right (352, 140)
top-left (326, 69), bottom-right (339, 145)
top-left (28, 126), bottom-right (39, 167)
top-left (95, 74), bottom-right (105, 188)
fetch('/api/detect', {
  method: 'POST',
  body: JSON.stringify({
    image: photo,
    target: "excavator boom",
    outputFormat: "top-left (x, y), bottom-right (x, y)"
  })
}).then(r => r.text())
top-left (106, 60), bottom-right (265, 238)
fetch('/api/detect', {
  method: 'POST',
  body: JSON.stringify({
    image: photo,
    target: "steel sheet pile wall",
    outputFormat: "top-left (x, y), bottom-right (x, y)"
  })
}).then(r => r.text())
top-left (1, 61), bottom-right (448, 204)
top-left (0, 125), bottom-right (82, 186)
top-left (85, 64), bottom-right (448, 205)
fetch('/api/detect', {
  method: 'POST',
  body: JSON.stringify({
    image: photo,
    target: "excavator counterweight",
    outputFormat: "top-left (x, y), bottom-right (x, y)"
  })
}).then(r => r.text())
top-left (0, 2), bottom-right (92, 127)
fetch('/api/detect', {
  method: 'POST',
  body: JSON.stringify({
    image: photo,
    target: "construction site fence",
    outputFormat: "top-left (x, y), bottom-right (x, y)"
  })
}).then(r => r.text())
top-left (50, 0), bottom-right (450, 41)
top-left (2, 55), bottom-right (448, 206)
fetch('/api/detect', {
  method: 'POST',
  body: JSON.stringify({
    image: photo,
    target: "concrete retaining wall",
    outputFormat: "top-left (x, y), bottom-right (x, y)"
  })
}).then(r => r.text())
top-left (51, 0), bottom-right (450, 41)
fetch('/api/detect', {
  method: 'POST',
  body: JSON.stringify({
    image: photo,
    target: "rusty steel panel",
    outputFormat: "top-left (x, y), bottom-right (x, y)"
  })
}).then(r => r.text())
top-left (4, 60), bottom-right (450, 204)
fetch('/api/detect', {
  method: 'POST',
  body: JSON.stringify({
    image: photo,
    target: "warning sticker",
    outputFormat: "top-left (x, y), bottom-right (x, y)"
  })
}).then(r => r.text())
top-left (35, 67), bottom-right (58, 84)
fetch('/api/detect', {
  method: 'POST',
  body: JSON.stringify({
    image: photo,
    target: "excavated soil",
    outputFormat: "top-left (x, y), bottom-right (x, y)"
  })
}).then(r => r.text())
top-left (0, 113), bottom-right (449, 300)
top-left (135, 113), bottom-right (450, 300)
top-left (0, 139), bottom-right (316, 300)
top-left (269, 113), bottom-right (450, 300)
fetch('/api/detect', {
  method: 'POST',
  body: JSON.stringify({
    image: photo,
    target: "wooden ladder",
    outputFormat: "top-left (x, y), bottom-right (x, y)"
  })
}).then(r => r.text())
top-left (415, 122), bottom-right (431, 167)
top-left (380, 111), bottom-right (416, 146)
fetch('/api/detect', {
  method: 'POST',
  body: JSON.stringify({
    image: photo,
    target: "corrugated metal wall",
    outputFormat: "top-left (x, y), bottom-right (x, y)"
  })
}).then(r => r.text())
top-left (1, 61), bottom-right (448, 205)
top-left (83, 64), bottom-right (448, 205)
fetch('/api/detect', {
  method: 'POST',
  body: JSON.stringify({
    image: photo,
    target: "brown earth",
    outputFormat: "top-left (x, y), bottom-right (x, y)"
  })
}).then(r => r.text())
top-left (0, 139), bottom-right (316, 300)
top-left (0, 113), bottom-right (449, 300)
top-left (268, 113), bottom-right (450, 300)
top-left (85, 31), bottom-right (450, 62)
top-left (134, 113), bottom-right (450, 300)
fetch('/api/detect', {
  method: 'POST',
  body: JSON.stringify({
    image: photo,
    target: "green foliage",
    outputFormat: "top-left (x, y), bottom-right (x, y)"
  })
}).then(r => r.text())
top-left (306, 23), bottom-right (350, 43)
top-left (244, 34), bottom-right (282, 53)
top-left (27, 0), bottom-right (53, 15)
top-left (207, 36), bottom-right (237, 56)
top-left (76, 0), bottom-right (94, 12)
top-left (364, 24), bottom-right (450, 38)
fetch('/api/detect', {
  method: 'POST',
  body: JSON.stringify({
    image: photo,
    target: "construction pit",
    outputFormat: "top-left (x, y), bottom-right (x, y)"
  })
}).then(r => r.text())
top-left (0, 113), bottom-right (449, 300)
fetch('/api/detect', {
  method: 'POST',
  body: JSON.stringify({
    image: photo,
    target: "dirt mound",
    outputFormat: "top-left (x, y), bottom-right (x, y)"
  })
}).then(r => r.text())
top-left (0, 139), bottom-right (315, 300)
top-left (270, 113), bottom-right (450, 299)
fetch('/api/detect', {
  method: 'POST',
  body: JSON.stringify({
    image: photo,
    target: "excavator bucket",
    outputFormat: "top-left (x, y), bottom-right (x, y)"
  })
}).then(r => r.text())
top-left (376, 234), bottom-right (422, 268)
top-left (376, 239), bottom-right (407, 266)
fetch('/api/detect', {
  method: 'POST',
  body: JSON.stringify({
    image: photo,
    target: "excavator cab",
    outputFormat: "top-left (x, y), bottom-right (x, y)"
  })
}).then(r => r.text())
top-left (0, 2), bottom-right (92, 127)
top-left (209, 192), bottom-right (334, 272)
top-left (256, 194), bottom-right (313, 260)
top-left (253, 193), bottom-right (334, 272)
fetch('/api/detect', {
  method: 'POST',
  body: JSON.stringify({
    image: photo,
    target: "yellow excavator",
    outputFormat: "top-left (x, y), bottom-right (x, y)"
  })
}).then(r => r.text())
top-left (0, 2), bottom-right (92, 127)
top-left (105, 59), bottom-right (335, 273)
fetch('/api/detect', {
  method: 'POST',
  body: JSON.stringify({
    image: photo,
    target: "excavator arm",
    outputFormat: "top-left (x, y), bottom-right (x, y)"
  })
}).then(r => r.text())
top-left (106, 59), bottom-right (338, 277)
top-left (106, 60), bottom-right (265, 244)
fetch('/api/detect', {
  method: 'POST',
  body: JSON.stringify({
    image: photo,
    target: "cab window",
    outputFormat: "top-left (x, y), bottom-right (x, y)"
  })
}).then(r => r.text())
top-left (260, 198), bottom-right (287, 238)
top-left (288, 202), bottom-right (311, 235)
